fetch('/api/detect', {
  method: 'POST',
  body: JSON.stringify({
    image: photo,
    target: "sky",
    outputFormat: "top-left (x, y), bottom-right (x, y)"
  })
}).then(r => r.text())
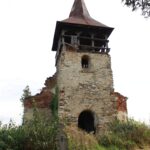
top-left (0, 0), bottom-right (150, 125)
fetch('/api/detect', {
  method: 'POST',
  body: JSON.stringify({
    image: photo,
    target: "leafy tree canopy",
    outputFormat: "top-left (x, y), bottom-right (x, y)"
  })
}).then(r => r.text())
top-left (122, 0), bottom-right (150, 17)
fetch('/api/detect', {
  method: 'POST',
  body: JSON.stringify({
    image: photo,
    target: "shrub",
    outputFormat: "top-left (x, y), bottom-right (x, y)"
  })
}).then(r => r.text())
top-left (0, 120), bottom-right (26, 150)
top-left (23, 107), bottom-right (58, 150)
top-left (0, 109), bottom-right (58, 150)
top-left (99, 119), bottom-right (150, 150)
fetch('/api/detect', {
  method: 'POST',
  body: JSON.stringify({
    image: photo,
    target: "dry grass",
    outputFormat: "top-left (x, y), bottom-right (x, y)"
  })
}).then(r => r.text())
top-left (64, 120), bottom-right (150, 150)
top-left (134, 146), bottom-right (150, 150)
top-left (64, 124), bottom-right (104, 150)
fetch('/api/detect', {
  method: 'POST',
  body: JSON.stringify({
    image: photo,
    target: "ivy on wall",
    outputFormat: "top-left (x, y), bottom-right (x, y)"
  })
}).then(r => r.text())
top-left (51, 87), bottom-right (59, 117)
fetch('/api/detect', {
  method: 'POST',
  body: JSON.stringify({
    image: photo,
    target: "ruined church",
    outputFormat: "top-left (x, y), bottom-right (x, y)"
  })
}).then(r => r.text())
top-left (24, 0), bottom-right (127, 134)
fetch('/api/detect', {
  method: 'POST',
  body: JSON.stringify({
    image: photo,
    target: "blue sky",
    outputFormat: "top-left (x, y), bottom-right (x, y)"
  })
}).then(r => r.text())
top-left (0, 0), bottom-right (150, 124)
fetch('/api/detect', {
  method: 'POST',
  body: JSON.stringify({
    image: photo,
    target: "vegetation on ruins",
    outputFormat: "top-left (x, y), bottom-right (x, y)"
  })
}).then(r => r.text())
top-left (50, 87), bottom-right (59, 118)
top-left (0, 86), bottom-right (59, 150)
top-left (0, 88), bottom-right (149, 149)
top-left (0, 117), bottom-right (149, 150)
top-left (0, 108), bottom-right (58, 150)
top-left (20, 85), bottom-right (32, 102)
top-left (99, 119), bottom-right (150, 150)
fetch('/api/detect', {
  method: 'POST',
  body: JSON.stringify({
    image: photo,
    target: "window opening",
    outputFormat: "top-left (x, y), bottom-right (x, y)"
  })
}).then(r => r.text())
top-left (81, 55), bottom-right (89, 68)
top-left (94, 33), bottom-right (106, 48)
top-left (79, 32), bottom-right (92, 46)
top-left (94, 33), bottom-right (105, 39)
top-left (94, 40), bottom-right (105, 47)
top-left (64, 36), bottom-right (71, 44)
top-left (64, 31), bottom-right (77, 44)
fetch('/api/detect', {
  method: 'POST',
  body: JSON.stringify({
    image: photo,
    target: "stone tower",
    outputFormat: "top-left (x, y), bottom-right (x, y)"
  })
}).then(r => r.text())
top-left (52, 0), bottom-right (119, 134)
top-left (24, 0), bottom-right (127, 134)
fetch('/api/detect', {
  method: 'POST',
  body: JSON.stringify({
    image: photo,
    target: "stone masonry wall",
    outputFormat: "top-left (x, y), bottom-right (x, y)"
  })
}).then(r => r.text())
top-left (56, 45), bottom-right (117, 133)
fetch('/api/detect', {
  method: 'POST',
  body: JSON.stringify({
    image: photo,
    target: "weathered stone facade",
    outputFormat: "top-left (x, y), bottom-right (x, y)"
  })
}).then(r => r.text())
top-left (56, 44), bottom-right (117, 132)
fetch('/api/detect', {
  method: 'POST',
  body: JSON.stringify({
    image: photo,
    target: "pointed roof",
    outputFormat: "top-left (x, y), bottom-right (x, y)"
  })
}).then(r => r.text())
top-left (62, 0), bottom-right (108, 28)
top-left (69, 0), bottom-right (90, 18)
top-left (52, 0), bottom-right (114, 51)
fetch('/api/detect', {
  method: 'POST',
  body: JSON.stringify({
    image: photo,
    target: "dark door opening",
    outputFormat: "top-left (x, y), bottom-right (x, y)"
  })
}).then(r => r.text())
top-left (81, 55), bottom-right (89, 68)
top-left (78, 110), bottom-right (96, 133)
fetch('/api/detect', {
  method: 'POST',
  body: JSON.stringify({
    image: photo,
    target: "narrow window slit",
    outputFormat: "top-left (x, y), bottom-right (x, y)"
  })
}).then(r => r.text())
top-left (81, 55), bottom-right (89, 69)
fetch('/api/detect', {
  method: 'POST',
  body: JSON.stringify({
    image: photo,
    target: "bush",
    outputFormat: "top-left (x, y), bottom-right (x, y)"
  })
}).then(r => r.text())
top-left (24, 108), bottom-right (58, 150)
top-left (0, 109), bottom-right (58, 150)
top-left (99, 119), bottom-right (150, 150)
top-left (0, 120), bottom-right (26, 150)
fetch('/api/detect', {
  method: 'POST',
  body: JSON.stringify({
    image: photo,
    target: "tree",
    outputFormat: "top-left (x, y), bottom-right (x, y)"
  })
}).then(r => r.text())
top-left (20, 85), bottom-right (31, 102)
top-left (122, 0), bottom-right (150, 17)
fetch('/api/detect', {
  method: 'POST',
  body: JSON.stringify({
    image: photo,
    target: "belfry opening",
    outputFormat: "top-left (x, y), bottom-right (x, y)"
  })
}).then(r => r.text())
top-left (78, 110), bottom-right (96, 133)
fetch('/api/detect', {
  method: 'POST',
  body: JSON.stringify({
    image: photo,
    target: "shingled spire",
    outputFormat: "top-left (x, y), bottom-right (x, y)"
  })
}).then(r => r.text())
top-left (63, 0), bottom-right (108, 27)
top-left (69, 0), bottom-right (90, 18)
top-left (52, 0), bottom-right (114, 51)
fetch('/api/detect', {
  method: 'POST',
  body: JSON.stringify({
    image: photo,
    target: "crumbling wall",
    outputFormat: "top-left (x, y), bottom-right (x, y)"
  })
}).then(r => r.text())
top-left (112, 92), bottom-right (128, 121)
top-left (23, 74), bottom-right (57, 123)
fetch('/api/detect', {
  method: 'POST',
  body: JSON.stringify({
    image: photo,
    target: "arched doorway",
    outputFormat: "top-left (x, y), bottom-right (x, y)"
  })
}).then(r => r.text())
top-left (78, 110), bottom-right (96, 133)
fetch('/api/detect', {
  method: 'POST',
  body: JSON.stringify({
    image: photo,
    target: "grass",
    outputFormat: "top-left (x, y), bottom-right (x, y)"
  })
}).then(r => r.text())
top-left (63, 119), bottom-right (150, 150)
top-left (64, 124), bottom-right (106, 150)
top-left (98, 119), bottom-right (150, 150)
